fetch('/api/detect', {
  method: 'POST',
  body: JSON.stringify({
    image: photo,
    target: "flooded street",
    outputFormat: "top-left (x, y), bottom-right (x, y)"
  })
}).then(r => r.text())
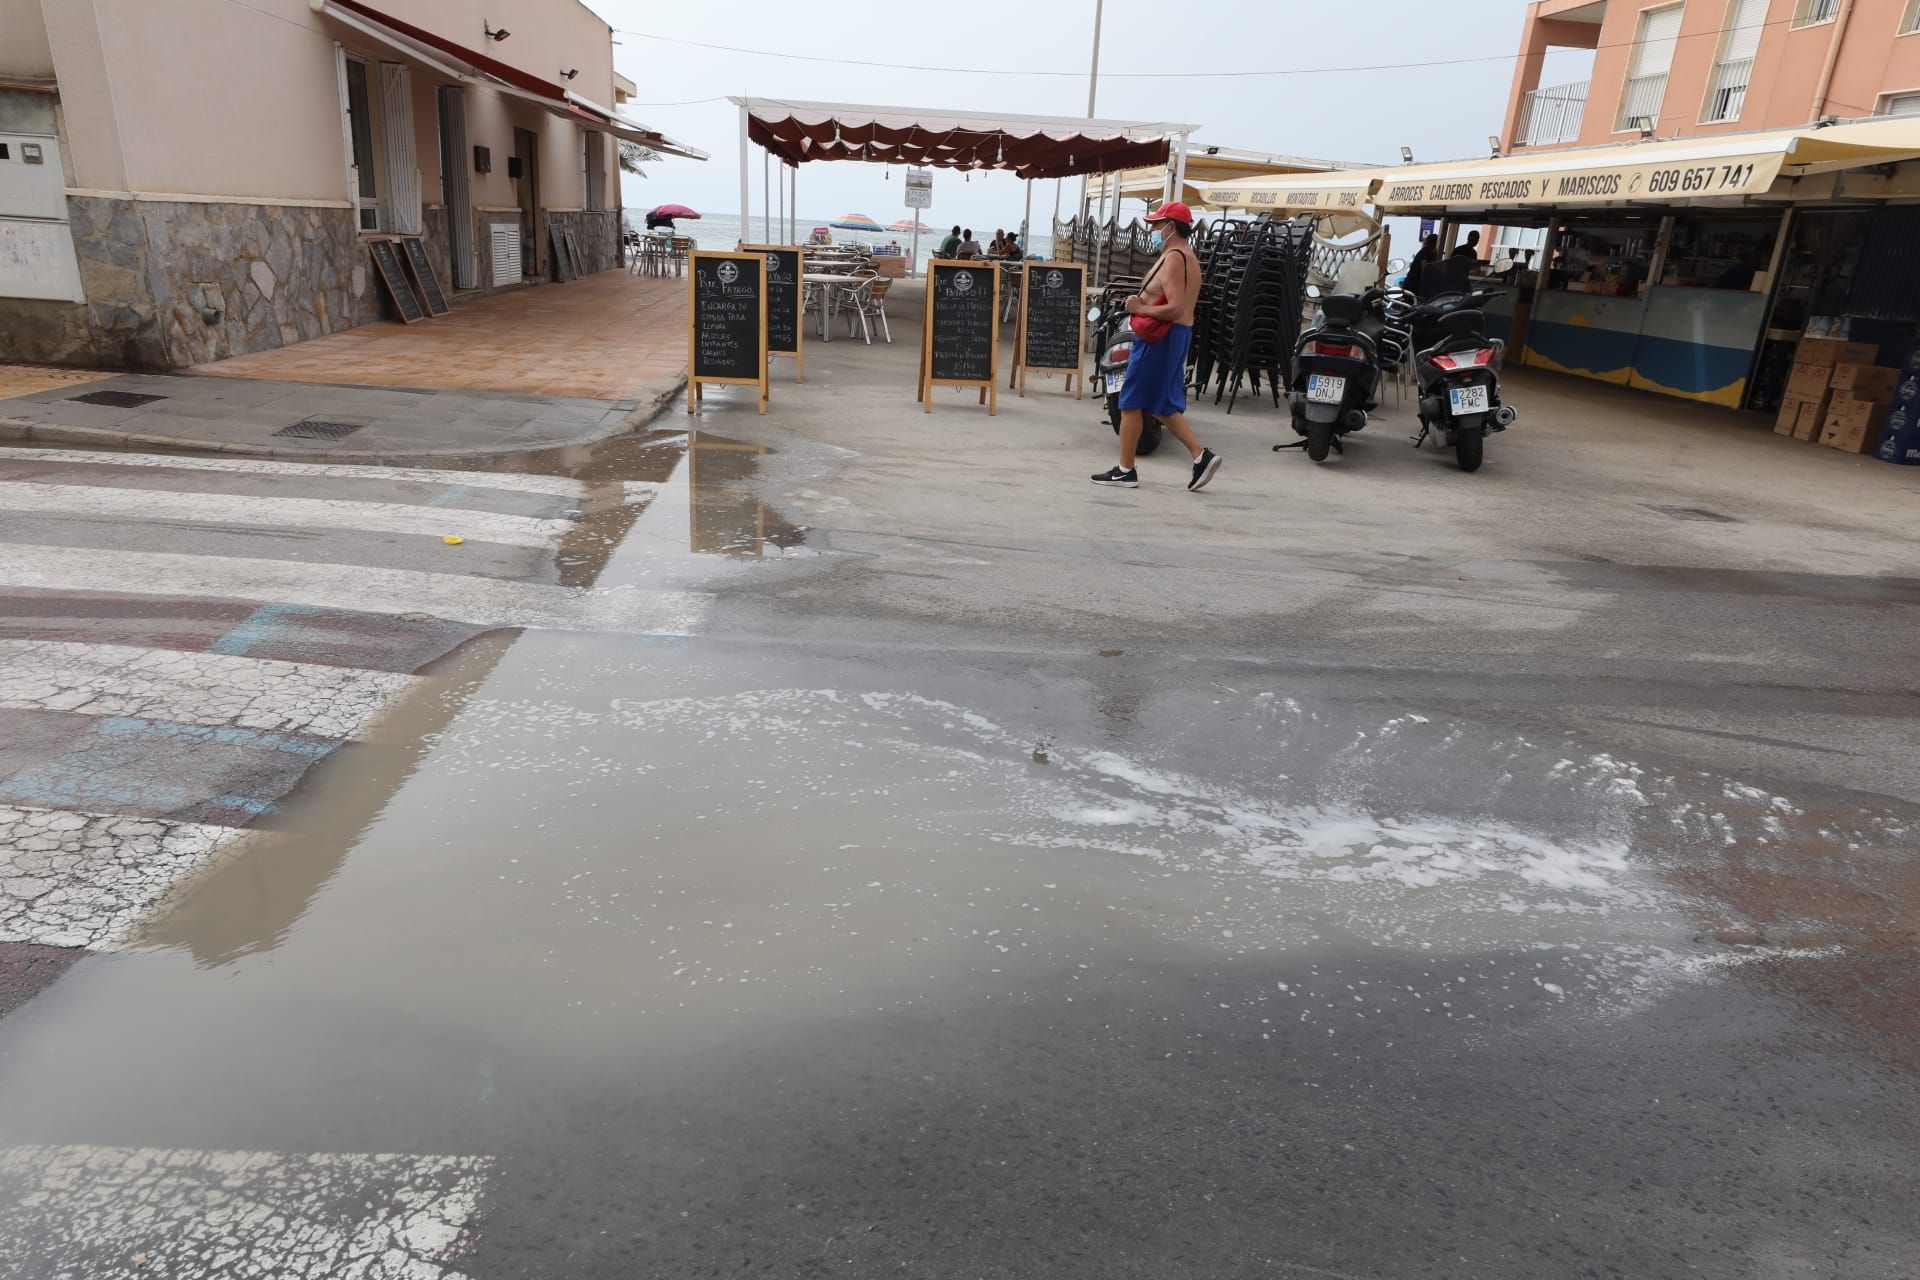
top-left (2, 402), bottom-right (1918, 1277)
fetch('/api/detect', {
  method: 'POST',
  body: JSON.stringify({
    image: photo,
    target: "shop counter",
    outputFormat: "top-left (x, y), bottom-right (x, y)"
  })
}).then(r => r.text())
top-left (1523, 289), bottom-right (1647, 385)
top-left (1628, 286), bottom-right (1767, 407)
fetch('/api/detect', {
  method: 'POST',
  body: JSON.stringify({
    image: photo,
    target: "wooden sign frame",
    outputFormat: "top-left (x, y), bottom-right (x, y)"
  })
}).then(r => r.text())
top-left (549, 222), bottom-right (574, 283)
top-left (563, 227), bottom-right (586, 278)
top-left (739, 244), bottom-right (805, 381)
top-left (687, 249), bottom-right (769, 416)
top-left (397, 236), bottom-right (450, 317)
top-left (918, 259), bottom-right (999, 415)
top-left (368, 238), bottom-right (426, 324)
top-left (1014, 260), bottom-right (1086, 399)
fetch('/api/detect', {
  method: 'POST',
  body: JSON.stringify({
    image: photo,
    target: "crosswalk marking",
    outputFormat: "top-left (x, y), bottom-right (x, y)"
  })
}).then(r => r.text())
top-left (0, 1144), bottom-right (491, 1279)
top-left (0, 480), bottom-right (574, 548)
top-left (0, 640), bottom-right (417, 740)
top-left (0, 543), bottom-right (711, 633)
top-left (0, 804), bottom-right (249, 949)
top-left (0, 445), bottom-right (589, 500)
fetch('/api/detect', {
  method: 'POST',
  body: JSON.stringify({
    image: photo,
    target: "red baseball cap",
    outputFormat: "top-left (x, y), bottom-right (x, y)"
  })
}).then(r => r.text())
top-left (1145, 200), bottom-right (1194, 225)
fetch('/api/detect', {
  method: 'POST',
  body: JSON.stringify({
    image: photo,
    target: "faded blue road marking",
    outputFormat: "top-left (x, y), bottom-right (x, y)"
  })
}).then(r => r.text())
top-left (210, 603), bottom-right (327, 657)
top-left (0, 715), bottom-right (338, 815)
top-left (423, 483), bottom-right (473, 509)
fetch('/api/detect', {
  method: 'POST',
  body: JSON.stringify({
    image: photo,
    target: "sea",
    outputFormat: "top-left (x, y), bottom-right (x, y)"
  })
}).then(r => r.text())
top-left (649, 213), bottom-right (1054, 274)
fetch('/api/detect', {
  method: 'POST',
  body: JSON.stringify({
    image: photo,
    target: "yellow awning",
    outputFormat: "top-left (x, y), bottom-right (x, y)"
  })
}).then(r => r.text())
top-left (1368, 118), bottom-right (1920, 214)
top-left (1190, 172), bottom-right (1376, 218)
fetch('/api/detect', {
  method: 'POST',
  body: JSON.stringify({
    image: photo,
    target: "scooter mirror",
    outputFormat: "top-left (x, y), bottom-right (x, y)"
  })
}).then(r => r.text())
top-left (1305, 283), bottom-right (1323, 299)
top-left (1387, 257), bottom-right (1407, 273)
top-left (1087, 305), bottom-right (1103, 323)
top-left (1490, 256), bottom-right (1518, 274)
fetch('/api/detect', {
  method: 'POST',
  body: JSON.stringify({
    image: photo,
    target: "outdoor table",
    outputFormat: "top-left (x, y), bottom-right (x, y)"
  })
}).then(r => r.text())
top-left (803, 273), bottom-right (852, 340)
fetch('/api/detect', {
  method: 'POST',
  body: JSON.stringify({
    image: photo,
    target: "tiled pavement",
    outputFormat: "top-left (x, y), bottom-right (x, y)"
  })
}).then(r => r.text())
top-left (193, 269), bottom-right (689, 401)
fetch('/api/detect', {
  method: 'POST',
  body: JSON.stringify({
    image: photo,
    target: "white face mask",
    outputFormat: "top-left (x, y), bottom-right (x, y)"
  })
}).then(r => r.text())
top-left (1151, 230), bottom-right (1166, 251)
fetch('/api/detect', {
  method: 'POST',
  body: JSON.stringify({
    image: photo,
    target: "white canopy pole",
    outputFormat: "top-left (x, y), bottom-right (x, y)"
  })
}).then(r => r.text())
top-left (789, 162), bottom-right (797, 244)
top-left (775, 161), bottom-right (784, 243)
top-left (762, 149), bottom-right (770, 243)
top-left (1076, 0), bottom-right (1104, 228)
top-left (1172, 130), bottom-right (1190, 204)
top-left (738, 100), bottom-right (750, 246)
top-left (1022, 178), bottom-right (1032, 257)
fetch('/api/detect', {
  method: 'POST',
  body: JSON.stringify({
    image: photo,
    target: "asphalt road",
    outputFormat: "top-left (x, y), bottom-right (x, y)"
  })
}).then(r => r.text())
top-left (0, 319), bottom-right (1917, 1278)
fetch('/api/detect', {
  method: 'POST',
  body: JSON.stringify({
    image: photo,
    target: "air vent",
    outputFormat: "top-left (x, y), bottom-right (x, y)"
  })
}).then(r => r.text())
top-left (70, 390), bottom-right (166, 408)
top-left (273, 418), bottom-right (366, 441)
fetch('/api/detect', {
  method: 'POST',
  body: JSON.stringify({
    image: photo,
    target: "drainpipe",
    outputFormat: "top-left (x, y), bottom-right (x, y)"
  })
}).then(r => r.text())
top-left (1810, 0), bottom-right (1857, 122)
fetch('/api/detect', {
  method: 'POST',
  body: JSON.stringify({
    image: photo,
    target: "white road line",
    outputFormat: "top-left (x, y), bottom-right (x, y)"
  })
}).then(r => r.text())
top-left (0, 543), bottom-right (711, 635)
top-left (0, 640), bottom-right (417, 740)
top-left (0, 1144), bottom-right (491, 1280)
top-left (0, 445), bottom-right (587, 500)
top-left (0, 480), bottom-right (572, 549)
top-left (0, 805), bottom-right (250, 949)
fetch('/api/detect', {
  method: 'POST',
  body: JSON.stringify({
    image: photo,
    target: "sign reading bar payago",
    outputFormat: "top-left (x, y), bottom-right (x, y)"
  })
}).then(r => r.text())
top-left (688, 250), bottom-right (768, 415)
top-left (905, 168), bottom-right (933, 210)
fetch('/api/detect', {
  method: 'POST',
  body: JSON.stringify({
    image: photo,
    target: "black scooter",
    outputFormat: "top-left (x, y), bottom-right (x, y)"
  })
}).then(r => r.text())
top-left (1404, 273), bottom-right (1518, 473)
top-left (1088, 281), bottom-right (1164, 458)
top-left (1281, 283), bottom-right (1405, 462)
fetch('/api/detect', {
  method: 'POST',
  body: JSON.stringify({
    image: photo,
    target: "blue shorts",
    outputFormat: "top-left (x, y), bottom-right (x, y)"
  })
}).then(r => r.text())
top-left (1117, 323), bottom-right (1192, 417)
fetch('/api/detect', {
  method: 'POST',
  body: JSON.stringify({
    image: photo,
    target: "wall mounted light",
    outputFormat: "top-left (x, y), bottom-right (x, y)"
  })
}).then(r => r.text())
top-left (560, 68), bottom-right (579, 80)
top-left (1488, 135), bottom-right (1502, 156)
top-left (1400, 146), bottom-right (1414, 164)
top-left (484, 21), bottom-right (510, 40)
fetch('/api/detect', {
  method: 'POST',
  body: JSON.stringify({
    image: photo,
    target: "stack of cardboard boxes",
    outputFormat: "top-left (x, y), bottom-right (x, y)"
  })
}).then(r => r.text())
top-left (1774, 337), bottom-right (1898, 453)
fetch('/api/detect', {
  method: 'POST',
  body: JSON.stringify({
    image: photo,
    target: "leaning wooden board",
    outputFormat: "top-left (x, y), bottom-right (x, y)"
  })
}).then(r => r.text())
top-left (398, 236), bottom-right (450, 316)
top-left (1015, 261), bottom-right (1086, 398)
top-left (688, 250), bottom-right (768, 415)
top-left (549, 223), bottom-right (574, 283)
top-left (919, 260), bottom-right (998, 415)
top-left (368, 239), bottom-right (425, 324)
top-left (739, 244), bottom-right (804, 380)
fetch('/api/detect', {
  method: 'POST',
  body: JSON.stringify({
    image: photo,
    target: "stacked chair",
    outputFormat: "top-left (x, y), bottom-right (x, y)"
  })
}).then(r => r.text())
top-left (1191, 219), bottom-right (1311, 413)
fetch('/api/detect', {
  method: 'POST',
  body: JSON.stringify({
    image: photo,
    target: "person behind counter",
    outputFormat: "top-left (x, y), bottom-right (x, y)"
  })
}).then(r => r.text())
top-left (1451, 229), bottom-right (1482, 260)
top-left (1713, 249), bottom-right (1757, 291)
top-left (1405, 233), bottom-right (1440, 294)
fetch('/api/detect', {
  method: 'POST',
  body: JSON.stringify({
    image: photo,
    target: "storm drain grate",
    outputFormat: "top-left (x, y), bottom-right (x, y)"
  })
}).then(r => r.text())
top-left (273, 418), bottom-right (367, 441)
top-left (1647, 504), bottom-right (1739, 524)
top-left (69, 390), bottom-right (167, 409)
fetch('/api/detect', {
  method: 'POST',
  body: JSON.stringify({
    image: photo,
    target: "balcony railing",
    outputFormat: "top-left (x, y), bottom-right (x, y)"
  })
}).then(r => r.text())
top-left (1704, 57), bottom-right (1754, 123)
top-left (1516, 80), bottom-right (1588, 146)
top-left (1616, 72), bottom-right (1669, 131)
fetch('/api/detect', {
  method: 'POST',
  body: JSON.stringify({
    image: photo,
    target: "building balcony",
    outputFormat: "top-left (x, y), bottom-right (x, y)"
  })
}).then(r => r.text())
top-left (1516, 80), bottom-right (1589, 147)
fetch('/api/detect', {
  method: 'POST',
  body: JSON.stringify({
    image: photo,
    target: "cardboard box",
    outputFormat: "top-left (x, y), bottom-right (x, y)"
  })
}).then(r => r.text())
top-left (1820, 411), bottom-right (1886, 453)
top-left (1774, 399), bottom-right (1802, 434)
top-left (1829, 362), bottom-right (1900, 396)
top-left (1795, 336), bottom-right (1878, 367)
top-left (1793, 398), bottom-right (1829, 440)
top-left (1786, 360), bottom-right (1835, 401)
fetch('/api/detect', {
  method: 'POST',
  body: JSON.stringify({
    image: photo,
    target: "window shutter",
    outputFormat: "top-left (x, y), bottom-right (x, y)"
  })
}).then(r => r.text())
top-left (1633, 5), bottom-right (1684, 77)
top-left (1723, 0), bottom-right (1768, 62)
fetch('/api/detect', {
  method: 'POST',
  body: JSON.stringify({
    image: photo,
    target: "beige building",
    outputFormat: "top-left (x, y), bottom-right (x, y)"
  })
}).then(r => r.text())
top-left (0, 0), bottom-right (703, 369)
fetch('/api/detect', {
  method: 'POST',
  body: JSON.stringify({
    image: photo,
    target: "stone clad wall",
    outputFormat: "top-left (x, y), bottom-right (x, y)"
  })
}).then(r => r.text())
top-left (0, 196), bottom-right (380, 370)
top-left (548, 210), bottom-right (621, 276)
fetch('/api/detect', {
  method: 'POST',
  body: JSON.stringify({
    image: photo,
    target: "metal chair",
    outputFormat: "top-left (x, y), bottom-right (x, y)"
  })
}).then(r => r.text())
top-left (841, 275), bottom-right (893, 344)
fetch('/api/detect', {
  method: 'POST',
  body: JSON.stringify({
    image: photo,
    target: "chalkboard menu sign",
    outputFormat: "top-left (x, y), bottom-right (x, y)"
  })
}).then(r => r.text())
top-left (739, 244), bottom-right (803, 378)
top-left (919, 260), bottom-right (999, 415)
top-left (687, 250), bottom-right (768, 415)
top-left (399, 237), bottom-right (449, 316)
top-left (368, 239), bottom-right (425, 324)
top-left (1016, 261), bottom-right (1086, 398)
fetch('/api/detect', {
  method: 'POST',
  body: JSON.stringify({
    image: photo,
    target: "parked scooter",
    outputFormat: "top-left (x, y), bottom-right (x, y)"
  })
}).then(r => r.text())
top-left (1404, 259), bottom-right (1519, 473)
top-left (1087, 280), bottom-right (1163, 457)
top-left (1280, 281), bottom-right (1407, 462)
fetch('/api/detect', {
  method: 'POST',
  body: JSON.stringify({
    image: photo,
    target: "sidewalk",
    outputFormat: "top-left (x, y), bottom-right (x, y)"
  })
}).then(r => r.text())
top-left (0, 270), bottom-right (687, 459)
top-left (0, 374), bottom-right (649, 460)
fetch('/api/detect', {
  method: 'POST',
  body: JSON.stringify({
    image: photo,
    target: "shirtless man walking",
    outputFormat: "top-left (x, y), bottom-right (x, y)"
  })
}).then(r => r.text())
top-left (1092, 201), bottom-right (1221, 491)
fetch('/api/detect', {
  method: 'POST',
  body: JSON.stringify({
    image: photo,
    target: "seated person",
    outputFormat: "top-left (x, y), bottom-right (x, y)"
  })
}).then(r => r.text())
top-left (1003, 234), bottom-right (1022, 259)
top-left (957, 229), bottom-right (983, 259)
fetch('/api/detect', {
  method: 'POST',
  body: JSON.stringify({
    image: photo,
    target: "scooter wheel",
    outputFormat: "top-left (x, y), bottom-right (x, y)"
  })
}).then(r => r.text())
top-left (1306, 420), bottom-right (1334, 463)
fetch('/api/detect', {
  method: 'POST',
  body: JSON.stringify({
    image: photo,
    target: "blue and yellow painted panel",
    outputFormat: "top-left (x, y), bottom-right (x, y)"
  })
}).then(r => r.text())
top-left (1627, 286), bottom-right (1767, 409)
top-left (1522, 291), bottom-right (1646, 386)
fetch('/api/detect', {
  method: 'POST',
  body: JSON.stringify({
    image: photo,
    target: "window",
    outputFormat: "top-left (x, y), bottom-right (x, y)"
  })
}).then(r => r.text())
top-left (1877, 89), bottom-right (1920, 115)
top-left (1617, 5), bottom-right (1683, 131)
top-left (343, 57), bottom-right (383, 232)
top-left (1902, 0), bottom-right (1920, 34)
top-left (1792, 0), bottom-right (1838, 27)
top-left (584, 132), bottom-right (607, 211)
top-left (1703, 0), bottom-right (1768, 123)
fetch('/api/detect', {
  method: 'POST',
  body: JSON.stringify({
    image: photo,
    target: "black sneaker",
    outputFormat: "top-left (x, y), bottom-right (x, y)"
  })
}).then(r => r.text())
top-left (1188, 448), bottom-right (1222, 491)
top-left (1091, 466), bottom-right (1139, 488)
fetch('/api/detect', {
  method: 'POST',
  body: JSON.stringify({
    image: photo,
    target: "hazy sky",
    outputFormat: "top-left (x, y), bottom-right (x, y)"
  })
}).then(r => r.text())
top-left (593, 0), bottom-right (1596, 229)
